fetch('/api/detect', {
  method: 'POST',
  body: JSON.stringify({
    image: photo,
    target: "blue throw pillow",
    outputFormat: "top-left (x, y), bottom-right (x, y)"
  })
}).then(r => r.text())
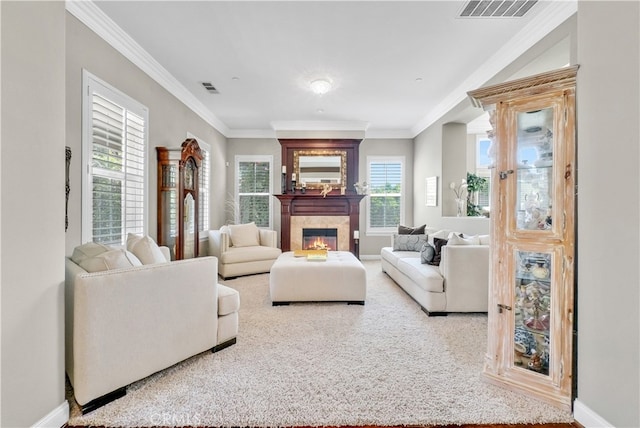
top-left (420, 243), bottom-right (436, 264)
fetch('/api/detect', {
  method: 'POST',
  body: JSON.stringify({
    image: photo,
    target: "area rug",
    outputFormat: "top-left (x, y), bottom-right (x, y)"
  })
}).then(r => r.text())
top-left (67, 260), bottom-right (573, 427)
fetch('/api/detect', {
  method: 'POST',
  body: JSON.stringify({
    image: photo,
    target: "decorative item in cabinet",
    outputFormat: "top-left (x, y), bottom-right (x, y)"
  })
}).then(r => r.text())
top-left (468, 65), bottom-right (577, 411)
top-left (156, 138), bottom-right (203, 260)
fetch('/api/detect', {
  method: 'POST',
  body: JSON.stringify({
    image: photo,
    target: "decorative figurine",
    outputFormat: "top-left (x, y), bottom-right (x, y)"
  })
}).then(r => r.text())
top-left (320, 183), bottom-right (332, 198)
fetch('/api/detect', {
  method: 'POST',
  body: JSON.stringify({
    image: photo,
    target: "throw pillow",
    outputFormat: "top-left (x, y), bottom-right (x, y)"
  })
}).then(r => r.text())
top-left (428, 229), bottom-right (453, 245)
top-left (79, 249), bottom-right (142, 273)
top-left (71, 242), bottom-right (111, 265)
top-left (427, 237), bottom-right (449, 266)
top-left (228, 222), bottom-right (260, 247)
top-left (398, 224), bottom-right (426, 235)
top-left (448, 233), bottom-right (481, 245)
top-left (420, 242), bottom-right (436, 264)
top-left (392, 234), bottom-right (427, 252)
top-left (127, 234), bottom-right (167, 265)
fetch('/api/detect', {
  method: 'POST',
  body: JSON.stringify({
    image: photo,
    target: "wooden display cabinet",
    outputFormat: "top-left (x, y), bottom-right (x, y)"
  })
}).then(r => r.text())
top-left (467, 66), bottom-right (578, 411)
top-left (156, 138), bottom-right (202, 260)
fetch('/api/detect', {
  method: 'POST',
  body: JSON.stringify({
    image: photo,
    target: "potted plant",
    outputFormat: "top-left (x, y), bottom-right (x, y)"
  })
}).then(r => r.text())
top-left (466, 172), bottom-right (488, 217)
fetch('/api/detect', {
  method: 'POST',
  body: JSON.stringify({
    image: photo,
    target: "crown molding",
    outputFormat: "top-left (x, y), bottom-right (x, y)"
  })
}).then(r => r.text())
top-left (365, 129), bottom-right (415, 139)
top-left (411, 0), bottom-right (577, 138)
top-left (271, 120), bottom-right (370, 132)
top-left (65, 0), bottom-right (230, 137)
top-left (226, 128), bottom-right (277, 139)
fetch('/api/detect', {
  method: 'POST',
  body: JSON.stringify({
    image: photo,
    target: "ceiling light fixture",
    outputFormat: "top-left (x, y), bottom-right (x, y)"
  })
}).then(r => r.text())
top-left (310, 79), bottom-right (332, 95)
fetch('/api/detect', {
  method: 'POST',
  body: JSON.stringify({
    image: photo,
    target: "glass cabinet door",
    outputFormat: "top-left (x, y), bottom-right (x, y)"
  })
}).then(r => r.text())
top-left (509, 98), bottom-right (567, 238)
top-left (515, 107), bottom-right (555, 232)
top-left (513, 249), bottom-right (553, 376)
top-left (158, 161), bottom-right (178, 260)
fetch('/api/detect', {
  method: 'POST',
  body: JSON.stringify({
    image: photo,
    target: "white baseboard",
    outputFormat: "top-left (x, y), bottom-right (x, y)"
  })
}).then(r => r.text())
top-left (33, 401), bottom-right (69, 428)
top-left (574, 398), bottom-right (615, 428)
top-left (359, 254), bottom-right (381, 260)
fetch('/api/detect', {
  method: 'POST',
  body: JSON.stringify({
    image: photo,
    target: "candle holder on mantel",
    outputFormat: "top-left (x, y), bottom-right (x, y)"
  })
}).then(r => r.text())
top-left (281, 173), bottom-right (287, 194)
top-left (291, 179), bottom-right (297, 193)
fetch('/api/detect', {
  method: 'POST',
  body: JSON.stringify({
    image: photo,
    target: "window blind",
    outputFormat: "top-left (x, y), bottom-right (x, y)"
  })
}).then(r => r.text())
top-left (368, 159), bottom-right (403, 231)
top-left (199, 144), bottom-right (210, 232)
top-left (236, 158), bottom-right (272, 228)
top-left (83, 71), bottom-right (148, 245)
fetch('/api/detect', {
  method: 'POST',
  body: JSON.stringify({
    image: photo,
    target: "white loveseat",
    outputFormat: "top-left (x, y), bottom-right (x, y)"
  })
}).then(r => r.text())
top-left (381, 230), bottom-right (489, 315)
top-left (65, 239), bottom-right (239, 413)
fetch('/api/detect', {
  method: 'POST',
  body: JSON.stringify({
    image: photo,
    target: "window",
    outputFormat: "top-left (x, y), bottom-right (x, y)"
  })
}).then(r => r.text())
top-left (235, 155), bottom-right (273, 228)
top-left (475, 136), bottom-right (492, 210)
top-left (187, 133), bottom-right (210, 233)
top-left (367, 156), bottom-right (404, 234)
top-left (82, 71), bottom-right (149, 245)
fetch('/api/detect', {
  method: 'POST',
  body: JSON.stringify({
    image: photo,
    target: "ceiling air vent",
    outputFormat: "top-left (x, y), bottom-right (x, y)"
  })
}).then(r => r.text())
top-left (201, 82), bottom-right (219, 94)
top-left (459, 0), bottom-right (538, 18)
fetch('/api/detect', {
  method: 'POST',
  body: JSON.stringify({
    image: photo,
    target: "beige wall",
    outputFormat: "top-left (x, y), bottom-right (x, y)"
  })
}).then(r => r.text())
top-left (441, 123), bottom-right (469, 217)
top-left (576, 1), bottom-right (640, 426)
top-left (65, 13), bottom-right (227, 256)
top-left (1, 2), bottom-right (67, 426)
top-left (413, 118), bottom-right (491, 237)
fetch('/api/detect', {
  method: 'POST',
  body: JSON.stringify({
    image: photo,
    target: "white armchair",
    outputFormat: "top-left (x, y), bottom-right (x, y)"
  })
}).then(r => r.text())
top-left (208, 222), bottom-right (282, 279)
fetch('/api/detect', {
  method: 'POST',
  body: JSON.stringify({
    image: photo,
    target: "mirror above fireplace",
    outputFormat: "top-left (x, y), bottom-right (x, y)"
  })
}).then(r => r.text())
top-left (278, 138), bottom-right (361, 194)
top-left (293, 149), bottom-right (347, 189)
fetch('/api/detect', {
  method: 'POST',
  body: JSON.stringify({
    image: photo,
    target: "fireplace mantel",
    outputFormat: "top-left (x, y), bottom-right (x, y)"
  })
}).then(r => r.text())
top-left (275, 193), bottom-right (365, 253)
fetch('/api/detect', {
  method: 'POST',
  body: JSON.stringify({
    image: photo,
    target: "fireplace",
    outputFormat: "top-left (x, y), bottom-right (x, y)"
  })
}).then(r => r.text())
top-left (303, 228), bottom-right (338, 250)
top-left (276, 138), bottom-right (364, 254)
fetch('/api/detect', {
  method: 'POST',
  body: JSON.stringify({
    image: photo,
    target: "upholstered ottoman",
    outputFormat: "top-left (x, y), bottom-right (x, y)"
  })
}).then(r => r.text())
top-left (269, 251), bottom-right (366, 305)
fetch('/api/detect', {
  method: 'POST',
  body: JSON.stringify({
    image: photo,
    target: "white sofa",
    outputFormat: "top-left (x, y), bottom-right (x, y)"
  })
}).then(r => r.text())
top-left (208, 223), bottom-right (282, 279)
top-left (65, 241), bottom-right (239, 413)
top-left (381, 230), bottom-right (489, 315)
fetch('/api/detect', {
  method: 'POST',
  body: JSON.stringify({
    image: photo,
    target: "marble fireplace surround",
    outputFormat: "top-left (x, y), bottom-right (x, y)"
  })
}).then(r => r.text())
top-left (291, 216), bottom-right (350, 251)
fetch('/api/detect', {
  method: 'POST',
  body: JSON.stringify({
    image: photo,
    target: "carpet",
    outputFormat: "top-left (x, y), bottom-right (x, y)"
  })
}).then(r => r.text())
top-left (67, 260), bottom-right (573, 427)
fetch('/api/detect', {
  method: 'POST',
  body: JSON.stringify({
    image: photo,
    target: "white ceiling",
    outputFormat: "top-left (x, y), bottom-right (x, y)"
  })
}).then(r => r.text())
top-left (77, 1), bottom-right (576, 138)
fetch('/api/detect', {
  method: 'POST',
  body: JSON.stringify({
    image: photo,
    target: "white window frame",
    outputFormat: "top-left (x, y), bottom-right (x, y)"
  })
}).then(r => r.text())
top-left (235, 155), bottom-right (274, 229)
top-left (475, 135), bottom-right (492, 210)
top-left (187, 133), bottom-right (210, 234)
top-left (81, 70), bottom-right (149, 244)
top-left (366, 155), bottom-right (405, 236)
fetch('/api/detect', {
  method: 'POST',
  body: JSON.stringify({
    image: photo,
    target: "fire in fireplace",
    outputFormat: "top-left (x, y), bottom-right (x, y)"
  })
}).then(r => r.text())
top-left (302, 228), bottom-right (338, 250)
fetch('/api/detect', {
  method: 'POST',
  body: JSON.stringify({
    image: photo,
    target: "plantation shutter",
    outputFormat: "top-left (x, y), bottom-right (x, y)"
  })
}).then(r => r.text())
top-left (368, 159), bottom-right (403, 232)
top-left (238, 160), bottom-right (271, 227)
top-left (476, 168), bottom-right (491, 209)
top-left (199, 145), bottom-right (210, 232)
top-left (85, 72), bottom-right (147, 245)
top-left (91, 94), bottom-right (124, 244)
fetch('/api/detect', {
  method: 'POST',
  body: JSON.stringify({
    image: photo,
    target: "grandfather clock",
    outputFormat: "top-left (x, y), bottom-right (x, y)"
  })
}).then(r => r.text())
top-left (156, 138), bottom-right (202, 260)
